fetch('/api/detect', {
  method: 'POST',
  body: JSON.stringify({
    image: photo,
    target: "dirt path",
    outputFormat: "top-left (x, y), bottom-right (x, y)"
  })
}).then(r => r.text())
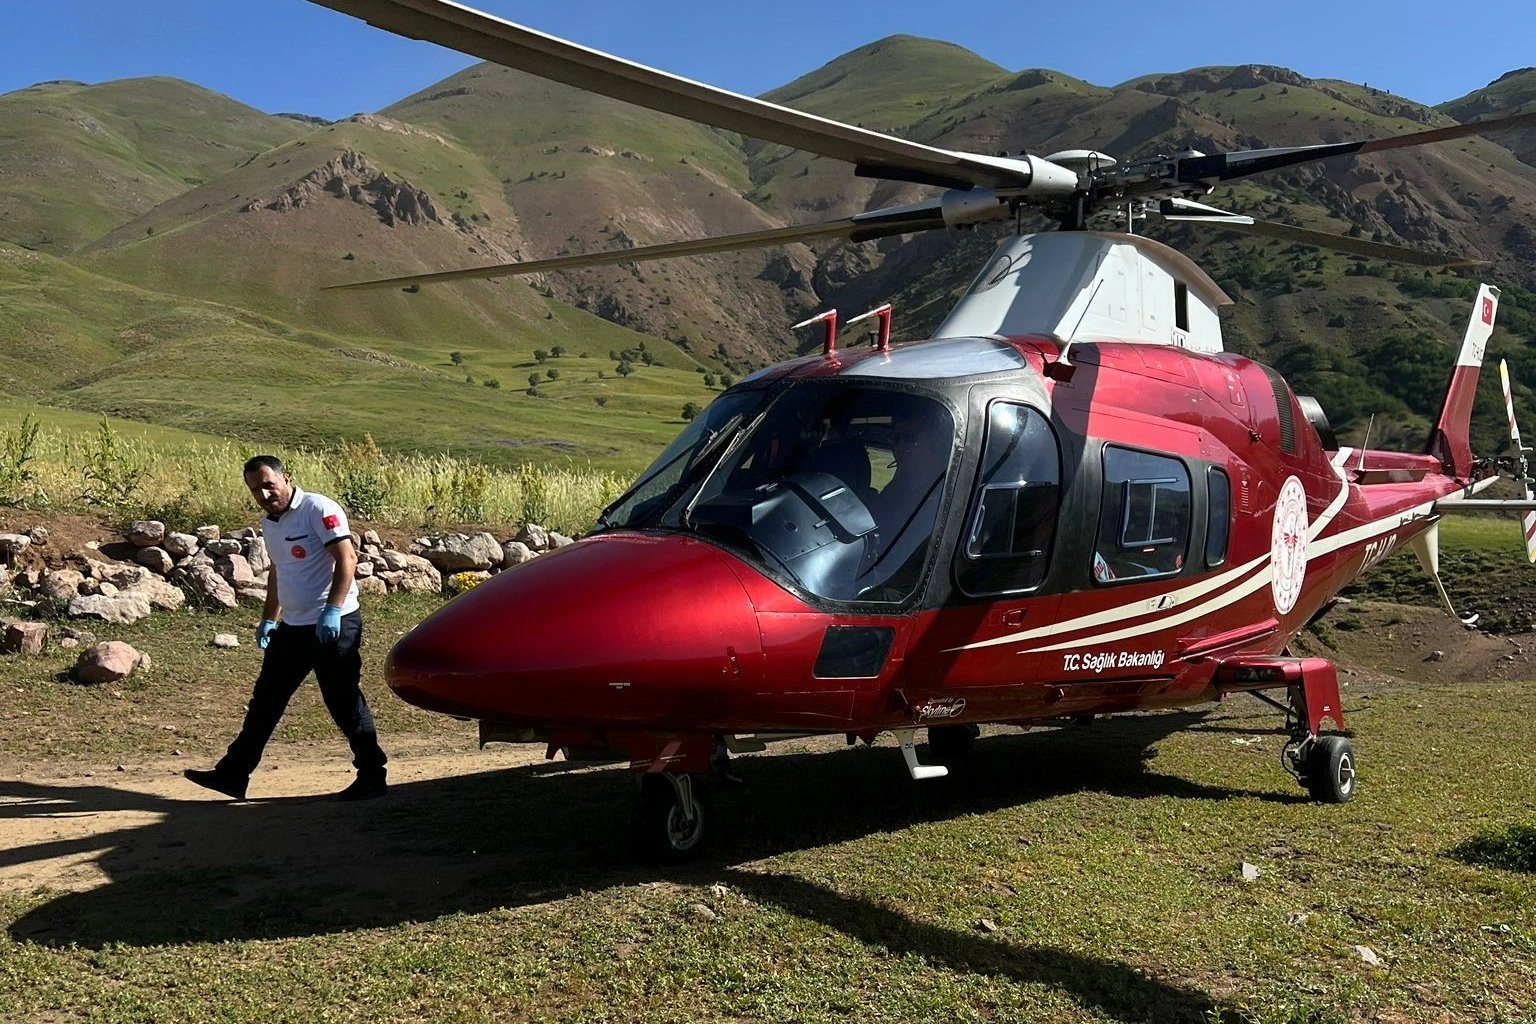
top-left (0, 735), bottom-right (555, 897)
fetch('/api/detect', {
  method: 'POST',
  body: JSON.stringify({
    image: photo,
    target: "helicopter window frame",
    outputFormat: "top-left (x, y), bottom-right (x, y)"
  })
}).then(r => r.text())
top-left (956, 402), bottom-right (1062, 598)
top-left (1093, 445), bottom-right (1192, 585)
top-left (1206, 466), bottom-right (1231, 568)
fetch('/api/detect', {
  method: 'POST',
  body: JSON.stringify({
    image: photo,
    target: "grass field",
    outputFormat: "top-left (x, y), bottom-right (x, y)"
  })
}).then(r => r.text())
top-left (1, 595), bottom-right (1533, 1023)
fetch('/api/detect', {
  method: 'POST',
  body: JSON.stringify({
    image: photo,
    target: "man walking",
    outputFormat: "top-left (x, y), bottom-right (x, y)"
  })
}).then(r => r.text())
top-left (185, 455), bottom-right (389, 801)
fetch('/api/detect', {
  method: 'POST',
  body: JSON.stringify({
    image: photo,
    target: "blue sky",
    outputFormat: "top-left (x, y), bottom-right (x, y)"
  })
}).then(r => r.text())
top-left (4, 0), bottom-right (1533, 122)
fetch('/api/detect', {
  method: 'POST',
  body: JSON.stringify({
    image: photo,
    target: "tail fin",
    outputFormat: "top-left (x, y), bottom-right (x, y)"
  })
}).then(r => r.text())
top-left (1427, 283), bottom-right (1500, 478)
top-left (1499, 359), bottom-right (1536, 563)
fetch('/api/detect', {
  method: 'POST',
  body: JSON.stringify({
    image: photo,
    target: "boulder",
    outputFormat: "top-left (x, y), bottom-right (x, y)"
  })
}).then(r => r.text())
top-left (128, 576), bottom-right (186, 611)
top-left (246, 536), bottom-right (270, 575)
top-left (380, 550), bottom-right (442, 593)
top-left (26, 526), bottom-right (48, 546)
top-left (127, 520), bottom-right (166, 547)
top-left (515, 523), bottom-right (549, 551)
top-left (549, 532), bottom-right (575, 548)
top-left (98, 581), bottom-right (119, 597)
top-left (99, 563), bottom-right (153, 589)
top-left (38, 569), bottom-right (86, 605)
top-left (502, 540), bottom-right (535, 566)
top-left (423, 532), bottom-right (503, 572)
top-left (216, 553), bottom-right (256, 587)
top-left (187, 565), bottom-right (238, 609)
top-left (229, 527), bottom-right (258, 541)
top-left (212, 633), bottom-right (240, 649)
top-left (163, 532), bottom-right (200, 559)
top-left (355, 575), bottom-right (388, 597)
top-left (2, 621), bottom-right (48, 655)
top-left (363, 529), bottom-right (381, 547)
top-left (235, 583), bottom-right (268, 604)
top-left (205, 538), bottom-right (243, 557)
top-left (355, 560), bottom-right (375, 577)
top-left (0, 533), bottom-right (32, 559)
top-left (133, 546), bottom-right (175, 575)
top-left (68, 589), bottom-right (154, 625)
top-left (74, 641), bottom-right (146, 684)
top-left (195, 525), bottom-right (221, 542)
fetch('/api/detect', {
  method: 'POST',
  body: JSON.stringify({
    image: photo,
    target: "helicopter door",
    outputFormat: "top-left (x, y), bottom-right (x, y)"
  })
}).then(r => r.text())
top-left (904, 400), bottom-right (1066, 722)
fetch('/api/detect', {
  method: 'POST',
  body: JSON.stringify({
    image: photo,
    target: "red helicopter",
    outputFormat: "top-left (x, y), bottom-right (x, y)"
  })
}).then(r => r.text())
top-left (311, 0), bottom-right (1536, 859)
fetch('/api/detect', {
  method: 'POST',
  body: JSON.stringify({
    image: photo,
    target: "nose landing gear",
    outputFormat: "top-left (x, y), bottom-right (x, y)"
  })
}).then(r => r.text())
top-left (634, 772), bottom-right (709, 862)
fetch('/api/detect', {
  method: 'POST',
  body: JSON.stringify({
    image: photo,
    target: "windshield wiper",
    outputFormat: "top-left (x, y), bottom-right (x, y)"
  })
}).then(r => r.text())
top-left (681, 409), bottom-right (768, 529)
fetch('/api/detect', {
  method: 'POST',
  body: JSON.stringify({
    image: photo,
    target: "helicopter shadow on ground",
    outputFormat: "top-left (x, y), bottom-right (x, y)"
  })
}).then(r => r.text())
top-left (4, 710), bottom-right (1297, 967)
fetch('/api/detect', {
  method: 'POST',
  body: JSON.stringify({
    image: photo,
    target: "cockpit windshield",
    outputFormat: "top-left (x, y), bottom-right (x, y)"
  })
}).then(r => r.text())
top-left (602, 384), bottom-right (955, 603)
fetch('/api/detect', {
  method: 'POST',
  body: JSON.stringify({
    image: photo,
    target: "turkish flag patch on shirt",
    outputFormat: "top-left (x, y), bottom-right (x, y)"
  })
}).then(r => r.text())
top-left (323, 514), bottom-right (340, 530)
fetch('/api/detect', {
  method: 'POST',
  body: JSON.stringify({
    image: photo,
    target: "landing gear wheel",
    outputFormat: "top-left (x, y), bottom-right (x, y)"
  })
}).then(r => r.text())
top-left (1303, 736), bottom-right (1356, 803)
top-left (633, 773), bottom-right (709, 863)
top-left (926, 724), bottom-right (980, 764)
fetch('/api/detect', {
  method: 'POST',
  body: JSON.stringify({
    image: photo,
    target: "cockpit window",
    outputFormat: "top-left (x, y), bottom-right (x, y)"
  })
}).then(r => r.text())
top-left (608, 383), bottom-right (954, 603)
top-left (958, 403), bottom-right (1060, 596)
top-left (601, 390), bottom-right (765, 530)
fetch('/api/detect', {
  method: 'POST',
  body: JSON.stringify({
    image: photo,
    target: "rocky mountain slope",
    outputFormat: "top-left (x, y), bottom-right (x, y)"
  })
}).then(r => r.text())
top-left (2, 42), bottom-right (1534, 466)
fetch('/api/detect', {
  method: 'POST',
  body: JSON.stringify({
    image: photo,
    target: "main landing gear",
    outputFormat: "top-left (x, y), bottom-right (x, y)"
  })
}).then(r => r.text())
top-left (1217, 655), bottom-right (1356, 803)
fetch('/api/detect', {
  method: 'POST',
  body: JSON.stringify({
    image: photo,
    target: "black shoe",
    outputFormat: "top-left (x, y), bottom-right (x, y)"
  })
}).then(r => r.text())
top-left (184, 768), bottom-right (248, 800)
top-left (336, 772), bottom-right (387, 802)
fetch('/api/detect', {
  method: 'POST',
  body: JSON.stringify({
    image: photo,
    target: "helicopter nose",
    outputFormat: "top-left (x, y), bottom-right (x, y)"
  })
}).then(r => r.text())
top-left (386, 534), bottom-right (763, 727)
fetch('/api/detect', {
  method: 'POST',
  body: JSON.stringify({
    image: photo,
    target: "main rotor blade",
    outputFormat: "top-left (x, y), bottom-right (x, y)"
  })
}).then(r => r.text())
top-left (1177, 108), bottom-right (1536, 185)
top-left (323, 203), bottom-right (948, 291)
top-left (1216, 219), bottom-right (1486, 267)
top-left (306, 0), bottom-right (1074, 194)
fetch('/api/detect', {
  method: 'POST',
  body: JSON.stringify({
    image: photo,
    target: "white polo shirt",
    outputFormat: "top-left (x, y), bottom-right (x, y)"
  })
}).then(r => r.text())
top-left (263, 486), bottom-right (359, 625)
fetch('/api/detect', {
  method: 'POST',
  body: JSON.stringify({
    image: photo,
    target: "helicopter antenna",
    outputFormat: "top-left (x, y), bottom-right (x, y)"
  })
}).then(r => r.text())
top-left (1357, 414), bottom-right (1375, 472)
top-left (845, 303), bottom-right (892, 352)
top-left (792, 309), bottom-right (839, 358)
top-left (1043, 278), bottom-right (1105, 382)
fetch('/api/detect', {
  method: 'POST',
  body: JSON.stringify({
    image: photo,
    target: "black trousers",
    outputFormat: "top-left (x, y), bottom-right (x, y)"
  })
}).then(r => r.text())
top-left (216, 611), bottom-right (388, 780)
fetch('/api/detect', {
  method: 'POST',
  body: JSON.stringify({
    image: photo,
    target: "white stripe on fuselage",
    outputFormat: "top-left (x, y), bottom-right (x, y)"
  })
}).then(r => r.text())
top-left (943, 445), bottom-right (1442, 657)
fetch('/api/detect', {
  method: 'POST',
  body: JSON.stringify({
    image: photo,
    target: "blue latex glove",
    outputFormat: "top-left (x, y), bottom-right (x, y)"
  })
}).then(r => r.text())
top-left (315, 606), bottom-right (342, 644)
top-left (256, 619), bottom-right (278, 650)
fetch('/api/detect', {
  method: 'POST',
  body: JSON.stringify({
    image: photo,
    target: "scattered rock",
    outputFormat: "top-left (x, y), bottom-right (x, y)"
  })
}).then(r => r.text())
top-left (133, 546), bottom-right (175, 575)
top-left (1351, 944), bottom-right (1384, 967)
top-left (691, 903), bottom-right (717, 921)
top-left (1426, 650), bottom-right (1445, 663)
top-left (976, 918), bottom-right (999, 933)
top-left (212, 633), bottom-right (240, 648)
top-left (73, 640), bottom-right (147, 684)
top-left (68, 589), bottom-right (154, 625)
top-left (2, 621), bottom-right (48, 655)
top-left (205, 538), bottom-right (243, 557)
top-left (127, 520), bottom-right (166, 547)
top-left (515, 523), bottom-right (550, 551)
top-left (187, 565), bottom-right (238, 609)
top-left (129, 577), bottom-right (187, 612)
top-left (0, 533), bottom-right (32, 559)
top-left (549, 531), bottom-right (574, 548)
top-left (195, 525), bottom-right (221, 542)
top-left (1288, 912), bottom-right (1309, 927)
top-left (246, 536), bottom-right (270, 575)
top-left (163, 532), bottom-right (200, 559)
top-left (26, 526), bottom-right (48, 546)
top-left (38, 569), bottom-right (86, 605)
top-left (1241, 862), bottom-right (1262, 882)
top-left (501, 540), bottom-right (535, 566)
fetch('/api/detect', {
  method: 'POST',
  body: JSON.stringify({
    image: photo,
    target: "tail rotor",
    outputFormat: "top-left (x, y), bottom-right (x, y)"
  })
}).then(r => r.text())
top-left (1499, 359), bottom-right (1536, 564)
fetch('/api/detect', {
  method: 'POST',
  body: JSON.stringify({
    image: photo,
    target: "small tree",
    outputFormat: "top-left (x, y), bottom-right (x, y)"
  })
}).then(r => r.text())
top-left (450, 351), bottom-right (464, 366)
top-left (551, 345), bottom-right (566, 358)
top-left (529, 372), bottom-right (542, 388)
top-left (546, 368), bottom-right (560, 381)
top-left (681, 402), bottom-right (702, 421)
top-left (703, 373), bottom-right (716, 388)
top-left (534, 349), bottom-right (549, 363)
top-left (483, 378), bottom-right (501, 389)
top-left (616, 361), bottom-right (633, 377)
